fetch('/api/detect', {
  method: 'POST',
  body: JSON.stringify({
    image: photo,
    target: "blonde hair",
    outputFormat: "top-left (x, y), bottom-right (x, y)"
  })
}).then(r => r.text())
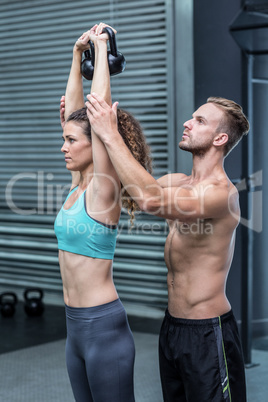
top-left (207, 97), bottom-right (250, 156)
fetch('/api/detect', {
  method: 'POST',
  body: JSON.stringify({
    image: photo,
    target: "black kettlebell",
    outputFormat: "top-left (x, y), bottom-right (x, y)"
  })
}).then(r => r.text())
top-left (81, 41), bottom-right (95, 80)
top-left (103, 27), bottom-right (126, 77)
top-left (81, 27), bottom-right (126, 80)
top-left (0, 292), bottom-right (17, 317)
top-left (24, 288), bottom-right (44, 317)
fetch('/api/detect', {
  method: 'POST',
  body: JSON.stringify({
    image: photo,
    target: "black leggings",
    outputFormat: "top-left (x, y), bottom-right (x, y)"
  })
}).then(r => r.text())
top-left (65, 299), bottom-right (135, 402)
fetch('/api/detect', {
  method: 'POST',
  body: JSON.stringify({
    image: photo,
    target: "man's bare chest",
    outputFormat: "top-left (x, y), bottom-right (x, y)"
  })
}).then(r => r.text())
top-left (167, 218), bottom-right (213, 238)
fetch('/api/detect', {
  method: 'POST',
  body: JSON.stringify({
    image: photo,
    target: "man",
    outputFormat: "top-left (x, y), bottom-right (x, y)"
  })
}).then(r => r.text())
top-left (86, 93), bottom-right (249, 402)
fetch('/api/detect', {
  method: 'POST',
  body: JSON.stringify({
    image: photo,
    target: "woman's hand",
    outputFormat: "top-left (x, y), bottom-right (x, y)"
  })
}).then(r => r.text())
top-left (94, 22), bottom-right (117, 42)
top-left (74, 24), bottom-right (98, 52)
top-left (74, 23), bottom-right (117, 53)
top-left (86, 22), bottom-right (117, 45)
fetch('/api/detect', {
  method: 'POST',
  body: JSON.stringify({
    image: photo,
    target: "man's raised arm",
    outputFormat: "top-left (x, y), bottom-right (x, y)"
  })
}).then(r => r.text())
top-left (85, 93), bottom-right (235, 221)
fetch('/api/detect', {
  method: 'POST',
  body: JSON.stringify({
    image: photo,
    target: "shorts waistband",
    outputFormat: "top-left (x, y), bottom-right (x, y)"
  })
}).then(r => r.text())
top-left (65, 298), bottom-right (124, 320)
top-left (165, 309), bottom-right (234, 327)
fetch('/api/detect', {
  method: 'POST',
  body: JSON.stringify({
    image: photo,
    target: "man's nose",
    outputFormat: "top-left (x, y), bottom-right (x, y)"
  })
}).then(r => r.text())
top-left (183, 119), bottom-right (192, 129)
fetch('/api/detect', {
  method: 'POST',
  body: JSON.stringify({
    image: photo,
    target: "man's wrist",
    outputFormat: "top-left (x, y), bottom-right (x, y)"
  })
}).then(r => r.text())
top-left (104, 129), bottom-right (123, 149)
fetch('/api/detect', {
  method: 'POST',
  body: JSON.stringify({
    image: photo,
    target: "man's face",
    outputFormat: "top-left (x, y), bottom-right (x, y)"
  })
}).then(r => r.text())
top-left (180, 103), bottom-right (224, 156)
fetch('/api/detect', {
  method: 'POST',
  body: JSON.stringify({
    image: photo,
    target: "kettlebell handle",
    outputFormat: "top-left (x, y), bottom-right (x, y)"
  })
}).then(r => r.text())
top-left (102, 27), bottom-right (118, 57)
top-left (84, 41), bottom-right (95, 66)
top-left (24, 288), bottom-right (43, 301)
top-left (0, 292), bottom-right (17, 305)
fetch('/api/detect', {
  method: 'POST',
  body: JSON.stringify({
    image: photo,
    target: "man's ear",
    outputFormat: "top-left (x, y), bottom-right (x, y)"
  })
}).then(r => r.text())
top-left (213, 132), bottom-right (229, 147)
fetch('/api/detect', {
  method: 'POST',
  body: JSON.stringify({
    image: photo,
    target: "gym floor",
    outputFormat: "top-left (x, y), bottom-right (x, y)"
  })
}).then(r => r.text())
top-left (0, 303), bottom-right (267, 401)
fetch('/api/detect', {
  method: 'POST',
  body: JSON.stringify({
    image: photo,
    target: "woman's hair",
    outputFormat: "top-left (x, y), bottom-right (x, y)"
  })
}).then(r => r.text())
top-left (206, 97), bottom-right (250, 157)
top-left (66, 107), bottom-right (152, 222)
top-left (66, 107), bottom-right (92, 141)
top-left (117, 108), bottom-right (152, 222)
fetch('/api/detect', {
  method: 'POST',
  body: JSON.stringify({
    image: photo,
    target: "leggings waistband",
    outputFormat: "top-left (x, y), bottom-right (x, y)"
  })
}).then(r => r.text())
top-left (65, 298), bottom-right (124, 321)
top-left (165, 309), bottom-right (234, 327)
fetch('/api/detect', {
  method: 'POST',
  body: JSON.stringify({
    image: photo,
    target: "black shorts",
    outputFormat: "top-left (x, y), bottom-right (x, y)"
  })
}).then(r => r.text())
top-left (159, 309), bottom-right (246, 402)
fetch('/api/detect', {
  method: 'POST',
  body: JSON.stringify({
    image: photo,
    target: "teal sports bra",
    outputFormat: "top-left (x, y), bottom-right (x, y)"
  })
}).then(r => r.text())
top-left (54, 187), bottom-right (118, 259)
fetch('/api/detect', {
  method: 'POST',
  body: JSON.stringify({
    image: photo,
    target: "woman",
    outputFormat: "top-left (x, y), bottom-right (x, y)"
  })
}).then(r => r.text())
top-left (54, 24), bottom-right (151, 402)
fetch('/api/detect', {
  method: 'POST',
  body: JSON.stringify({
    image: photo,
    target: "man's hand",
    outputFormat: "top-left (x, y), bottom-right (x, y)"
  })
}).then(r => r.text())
top-left (60, 95), bottom-right (65, 130)
top-left (85, 93), bottom-right (119, 143)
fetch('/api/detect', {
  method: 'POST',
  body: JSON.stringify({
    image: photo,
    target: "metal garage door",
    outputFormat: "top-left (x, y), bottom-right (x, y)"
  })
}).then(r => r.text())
top-left (0, 0), bottom-right (176, 309)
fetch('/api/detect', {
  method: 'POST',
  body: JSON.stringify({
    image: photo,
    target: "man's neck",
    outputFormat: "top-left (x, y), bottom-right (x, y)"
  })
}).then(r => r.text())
top-left (190, 152), bottom-right (225, 182)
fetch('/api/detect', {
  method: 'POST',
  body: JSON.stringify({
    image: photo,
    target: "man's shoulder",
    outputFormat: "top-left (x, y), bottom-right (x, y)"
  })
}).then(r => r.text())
top-left (196, 176), bottom-right (238, 196)
top-left (157, 173), bottom-right (188, 188)
top-left (191, 176), bottom-right (240, 221)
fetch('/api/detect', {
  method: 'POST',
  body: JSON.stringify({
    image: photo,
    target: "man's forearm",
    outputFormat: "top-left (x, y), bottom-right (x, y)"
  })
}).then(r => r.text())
top-left (85, 92), bottom-right (163, 211)
top-left (104, 133), bottom-right (161, 210)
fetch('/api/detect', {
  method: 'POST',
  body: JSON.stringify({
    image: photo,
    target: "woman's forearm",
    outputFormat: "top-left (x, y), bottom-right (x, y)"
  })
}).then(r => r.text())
top-left (65, 47), bottom-right (85, 119)
top-left (91, 40), bottom-right (111, 105)
top-left (89, 28), bottom-right (120, 192)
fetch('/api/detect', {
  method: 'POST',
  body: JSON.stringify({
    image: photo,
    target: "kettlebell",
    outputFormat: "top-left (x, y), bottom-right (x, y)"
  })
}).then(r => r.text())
top-left (0, 292), bottom-right (17, 317)
top-left (81, 27), bottom-right (126, 80)
top-left (24, 288), bottom-right (44, 317)
top-left (81, 41), bottom-right (95, 80)
top-left (103, 27), bottom-right (126, 77)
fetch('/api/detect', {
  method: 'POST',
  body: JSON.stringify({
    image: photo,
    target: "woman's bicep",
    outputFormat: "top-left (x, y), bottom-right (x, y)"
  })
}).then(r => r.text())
top-left (92, 133), bottom-right (120, 191)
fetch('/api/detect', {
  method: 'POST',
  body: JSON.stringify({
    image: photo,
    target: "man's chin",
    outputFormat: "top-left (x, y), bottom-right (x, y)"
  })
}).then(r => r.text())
top-left (179, 141), bottom-right (191, 152)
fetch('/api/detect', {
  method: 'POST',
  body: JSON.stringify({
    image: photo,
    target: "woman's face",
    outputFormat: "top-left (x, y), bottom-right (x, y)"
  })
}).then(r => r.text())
top-left (61, 121), bottom-right (92, 171)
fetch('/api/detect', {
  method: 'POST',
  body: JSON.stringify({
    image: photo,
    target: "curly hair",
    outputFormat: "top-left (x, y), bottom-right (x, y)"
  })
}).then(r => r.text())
top-left (66, 107), bottom-right (152, 222)
top-left (207, 97), bottom-right (249, 157)
top-left (117, 108), bottom-right (152, 222)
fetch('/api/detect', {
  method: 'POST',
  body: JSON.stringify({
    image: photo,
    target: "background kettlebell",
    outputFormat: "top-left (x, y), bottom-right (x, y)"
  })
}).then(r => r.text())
top-left (24, 288), bottom-right (44, 317)
top-left (81, 41), bottom-right (95, 80)
top-left (0, 292), bottom-right (17, 317)
top-left (81, 27), bottom-right (126, 80)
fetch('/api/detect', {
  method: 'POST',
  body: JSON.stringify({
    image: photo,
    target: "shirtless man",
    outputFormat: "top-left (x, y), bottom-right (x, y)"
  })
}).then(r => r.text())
top-left (86, 94), bottom-right (249, 401)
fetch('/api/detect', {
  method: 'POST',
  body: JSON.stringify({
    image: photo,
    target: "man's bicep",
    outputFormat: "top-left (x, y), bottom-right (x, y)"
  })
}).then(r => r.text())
top-left (145, 186), bottom-right (200, 220)
top-left (156, 175), bottom-right (170, 188)
top-left (156, 173), bottom-right (186, 188)
top-left (197, 185), bottom-right (234, 219)
top-left (148, 185), bottom-right (232, 220)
